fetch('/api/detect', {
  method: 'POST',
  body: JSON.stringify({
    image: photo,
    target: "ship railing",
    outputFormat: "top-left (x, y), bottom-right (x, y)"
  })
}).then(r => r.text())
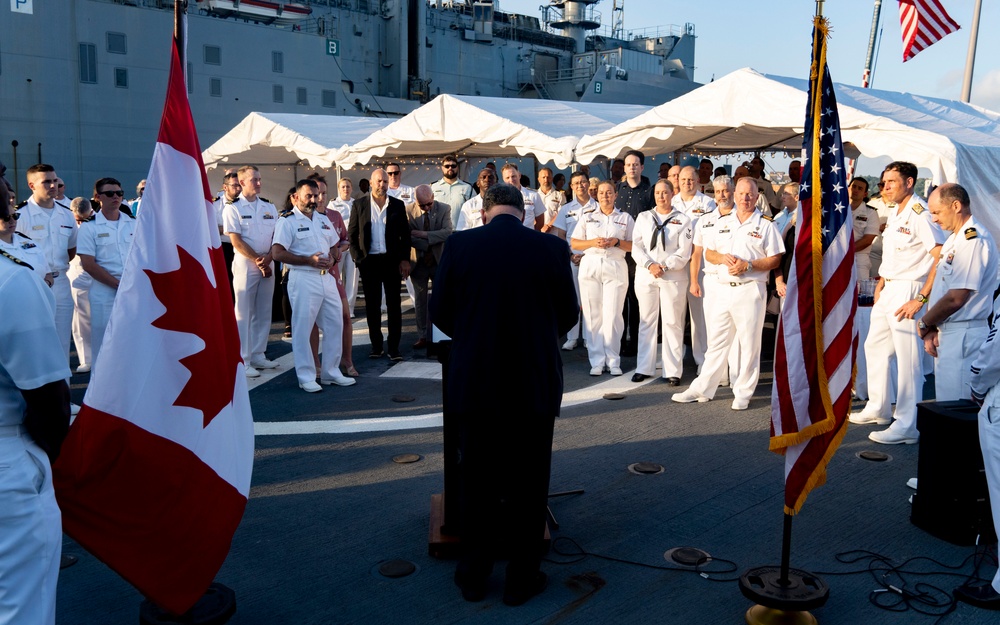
top-left (593, 23), bottom-right (689, 41)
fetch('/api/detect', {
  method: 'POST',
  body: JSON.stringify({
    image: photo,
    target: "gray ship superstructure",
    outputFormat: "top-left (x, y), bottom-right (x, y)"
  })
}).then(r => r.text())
top-left (1, 0), bottom-right (698, 196)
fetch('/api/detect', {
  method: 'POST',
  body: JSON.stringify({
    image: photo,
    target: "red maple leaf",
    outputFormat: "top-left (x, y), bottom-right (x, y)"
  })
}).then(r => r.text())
top-left (144, 246), bottom-right (242, 427)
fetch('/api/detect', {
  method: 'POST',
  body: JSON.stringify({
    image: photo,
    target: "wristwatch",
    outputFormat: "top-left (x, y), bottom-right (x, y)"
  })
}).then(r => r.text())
top-left (917, 293), bottom-right (929, 304)
top-left (747, 260), bottom-right (754, 272)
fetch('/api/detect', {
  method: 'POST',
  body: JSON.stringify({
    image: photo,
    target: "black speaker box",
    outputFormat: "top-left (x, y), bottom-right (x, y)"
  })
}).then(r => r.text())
top-left (911, 400), bottom-right (996, 546)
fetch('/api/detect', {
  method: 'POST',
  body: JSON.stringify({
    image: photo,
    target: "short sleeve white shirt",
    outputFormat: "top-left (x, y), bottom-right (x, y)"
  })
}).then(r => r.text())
top-left (0, 233), bottom-right (50, 284)
top-left (456, 196), bottom-right (484, 231)
top-left (223, 195), bottom-right (278, 255)
top-left (929, 216), bottom-right (998, 323)
top-left (573, 208), bottom-right (634, 261)
top-left (710, 210), bottom-right (784, 284)
top-left (671, 191), bottom-right (717, 224)
top-left (272, 208), bottom-right (337, 272)
top-left (14, 199), bottom-right (78, 273)
top-left (878, 196), bottom-right (946, 281)
top-left (553, 198), bottom-right (598, 247)
top-left (851, 201), bottom-right (881, 257)
top-left (520, 187), bottom-right (544, 228)
top-left (387, 184), bottom-right (415, 204)
top-left (76, 212), bottom-right (136, 279)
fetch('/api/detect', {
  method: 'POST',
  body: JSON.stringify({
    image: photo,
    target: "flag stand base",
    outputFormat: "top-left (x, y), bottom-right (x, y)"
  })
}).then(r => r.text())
top-left (139, 582), bottom-right (236, 625)
top-left (739, 566), bottom-right (828, 625)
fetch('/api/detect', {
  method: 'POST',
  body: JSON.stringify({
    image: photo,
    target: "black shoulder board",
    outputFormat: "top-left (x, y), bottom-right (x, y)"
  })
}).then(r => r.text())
top-left (260, 197), bottom-right (270, 204)
top-left (279, 208), bottom-right (294, 218)
top-left (965, 227), bottom-right (978, 240)
top-left (14, 231), bottom-right (31, 240)
top-left (15, 200), bottom-right (27, 209)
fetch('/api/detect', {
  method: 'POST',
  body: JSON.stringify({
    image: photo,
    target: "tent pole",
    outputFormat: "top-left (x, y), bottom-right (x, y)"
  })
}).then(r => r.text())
top-left (961, 0), bottom-right (983, 103)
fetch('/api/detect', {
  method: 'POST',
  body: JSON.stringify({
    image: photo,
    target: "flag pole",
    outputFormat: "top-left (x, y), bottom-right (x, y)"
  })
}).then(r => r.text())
top-left (960, 0), bottom-right (983, 103)
top-left (174, 1), bottom-right (187, 65)
top-left (861, 0), bottom-right (882, 88)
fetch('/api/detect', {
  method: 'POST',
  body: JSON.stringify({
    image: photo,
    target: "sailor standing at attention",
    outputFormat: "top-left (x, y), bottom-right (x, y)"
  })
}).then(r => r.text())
top-left (224, 165), bottom-right (279, 379)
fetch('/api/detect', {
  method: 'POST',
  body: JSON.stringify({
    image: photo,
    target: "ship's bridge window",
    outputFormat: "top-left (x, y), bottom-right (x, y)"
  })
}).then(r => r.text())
top-left (79, 43), bottom-right (97, 84)
top-left (297, 88), bottom-right (308, 106)
top-left (272, 52), bottom-right (284, 73)
top-left (114, 68), bottom-right (128, 89)
top-left (322, 90), bottom-right (336, 108)
top-left (210, 78), bottom-right (222, 98)
top-left (204, 45), bottom-right (222, 66)
top-left (107, 32), bottom-right (127, 55)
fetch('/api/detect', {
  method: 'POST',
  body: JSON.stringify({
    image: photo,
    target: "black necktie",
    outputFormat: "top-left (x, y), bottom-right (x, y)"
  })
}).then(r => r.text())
top-left (651, 215), bottom-right (668, 251)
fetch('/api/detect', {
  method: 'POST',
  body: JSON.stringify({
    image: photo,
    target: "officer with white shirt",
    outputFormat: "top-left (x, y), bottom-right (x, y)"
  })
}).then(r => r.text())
top-left (849, 177), bottom-right (881, 279)
top-left (501, 163), bottom-right (545, 230)
top-left (918, 183), bottom-right (997, 401)
top-left (15, 164), bottom-right (77, 363)
top-left (571, 180), bottom-right (635, 376)
top-left (271, 180), bottom-right (355, 393)
top-left (456, 168), bottom-right (497, 231)
top-left (77, 178), bottom-right (137, 368)
top-left (673, 165), bottom-right (717, 369)
top-left (850, 162), bottom-right (945, 445)
top-left (385, 163), bottom-right (415, 205)
top-left (632, 180), bottom-right (693, 384)
top-left (223, 165), bottom-right (278, 378)
top-left (0, 208), bottom-right (51, 286)
top-left (551, 171), bottom-right (598, 351)
top-left (672, 177), bottom-right (784, 410)
top-left (329, 177), bottom-right (359, 317)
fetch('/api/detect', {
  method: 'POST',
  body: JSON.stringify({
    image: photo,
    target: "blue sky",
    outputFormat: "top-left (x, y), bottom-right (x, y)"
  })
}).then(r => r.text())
top-left (498, 0), bottom-right (998, 177)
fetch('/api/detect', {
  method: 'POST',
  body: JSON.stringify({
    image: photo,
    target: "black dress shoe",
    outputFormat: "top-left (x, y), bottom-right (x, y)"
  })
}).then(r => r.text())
top-left (631, 373), bottom-right (650, 382)
top-left (368, 350), bottom-right (384, 359)
top-left (665, 377), bottom-right (680, 386)
top-left (454, 571), bottom-right (488, 603)
top-left (503, 572), bottom-right (547, 607)
top-left (955, 583), bottom-right (1000, 610)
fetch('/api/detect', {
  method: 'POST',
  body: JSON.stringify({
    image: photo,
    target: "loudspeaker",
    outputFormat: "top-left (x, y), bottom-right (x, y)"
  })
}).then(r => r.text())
top-left (911, 400), bottom-right (996, 546)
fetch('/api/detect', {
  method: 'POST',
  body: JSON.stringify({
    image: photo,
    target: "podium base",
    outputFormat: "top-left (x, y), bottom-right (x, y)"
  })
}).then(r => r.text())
top-left (745, 605), bottom-right (818, 625)
top-left (427, 493), bottom-right (552, 560)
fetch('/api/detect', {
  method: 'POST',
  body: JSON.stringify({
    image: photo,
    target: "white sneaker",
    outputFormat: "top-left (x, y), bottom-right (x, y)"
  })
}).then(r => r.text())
top-left (320, 375), bottom-right (356, 387)
top-left (671, 390), bottom-right (710, 403)
top-left (245, 366), bottom-right (261, 378)
top-left (869, 429), bottom-right (918, 445)
top-left (562, 339), bottom-right (577, 351)
top-left (251, 358), bottom-right (279, 370)
top-left (76, 364), bottom-right (91, 373)
top-left (609, 366), bottom-right (623, 376)
top-left (70, 403), bottom-right (81, 416)
top-left (731, 398), bottom-right (749, 410)
top-left (299, 381), bottom-right (322, 393)
top-left (849, 411), bottom-right (890, 426)
top-left (590, 366), bottom-right (603, 376)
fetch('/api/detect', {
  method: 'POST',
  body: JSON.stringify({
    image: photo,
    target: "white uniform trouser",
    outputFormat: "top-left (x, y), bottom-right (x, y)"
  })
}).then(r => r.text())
top-left (689, 281), bottom-right (765, 401)
top-left (232, 255), bottom-right (275, 363)
top-left (636, 275), bottom-right (688, 378)
top-left (702, 278), bottom-right (740, 383)
top-left (687, 264), bottom-right (707, 365)
top-left (70, 285), bottom-right (92, 369)
top-left (934, 321), bottom-right (988, 401)
top-left (89, 281), bottom-right (117, 368)
top-left (0, 430), bottom-right (61, 625)
top-left (979, 388), bottom-right (1000, 593)
top-left (861, 279), bottom-right (924, 438)
top-left (579, 255), bottom-right (627, 370)
top-left (855, 253), bottom-right (872, 281)
top-left (51, 273), bottom-right (73, 363)
top-left (289, 269), bottom-right (343, 385)
top-left (340, 253), bottom-right (358, 316)
top-left (565, 260), bottom-right (585, 343)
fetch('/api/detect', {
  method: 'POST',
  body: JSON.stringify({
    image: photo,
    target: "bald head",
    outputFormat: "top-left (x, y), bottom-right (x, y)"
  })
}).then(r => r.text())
top-left (678, 166), bottom-right (698, 199)
top-left (370, 169), bottom-right (388, 199)
top-left (734, 176), bottom-right (759, 214)
top-left (414, 184), bottom-right (434, 207)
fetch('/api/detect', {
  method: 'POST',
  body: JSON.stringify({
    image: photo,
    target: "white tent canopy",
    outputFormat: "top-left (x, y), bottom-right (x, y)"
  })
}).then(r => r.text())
top-left (201, 112), bottom-right (392, 170)
top-left (575, 67), bottom-right (1000, 237)
top-left (334, 94), bottom-right (651, 170)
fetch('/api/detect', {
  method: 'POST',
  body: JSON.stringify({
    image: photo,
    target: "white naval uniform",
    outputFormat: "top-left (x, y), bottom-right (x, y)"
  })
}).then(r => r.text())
top-left (456, 195), bottom-right (485, 231)
top-left (387, 184), bottom-right (415, 205)
top-left (223, 195), bottom-right (277, 364)
top-left (76, 212), bottom-right (136, 366)
top-left (0, 232), bottom-right (49, 284)
top-left (969, 291), bottom-right (1000, 595)
top-left (860, 196), bottom-right (945, 438)
top-left (539, 187), bottom-right (566, 224)
top-left (67, 253), bottom-right (92, 370)
top-left (693, 207), bottom-right (742, 380)
top-left (273, 208), bottom-right (345, 386)
top-left (15, 199), bottom-right (77, 362)
top-left (632, 208), bottom-right (693, 378)
top-left (673, 192), bottom-right (717, 366)
top-left (686, 210), bottom-right (784, 402)
top-left (329, 198), bottom-right (358, 315)
top-left (851, 201), bottom-right (881, 280)
top-left (553, 198), bottom-right (597, 343)
top-left (0, 257), bottom-right (69, 625)
top-left (929, 217), bottom-right (997, 401)
top-left (520, 187), bottom-right (544, 229)
top-left (573, 208), bottom-right (635, 370)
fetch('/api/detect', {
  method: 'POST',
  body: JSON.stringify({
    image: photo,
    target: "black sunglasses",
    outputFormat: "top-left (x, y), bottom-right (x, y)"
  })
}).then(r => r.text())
top-left (4, 212), bottom-right (19, 221)
top-left (99, 190), bottom-right (125, 198)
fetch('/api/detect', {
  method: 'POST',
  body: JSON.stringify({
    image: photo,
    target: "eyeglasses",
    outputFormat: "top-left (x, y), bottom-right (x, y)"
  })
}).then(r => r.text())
top-left (58, 184), bottom-right (65, 189)
top-left (4, 212), bottom-right (19, 221)
top-left (442, 164), bottom-right (457, 169)
top-left (418, 201), bottom-right (434, 209)
top-left (98, 190), bottom-right (125, 198)
top-left (386, 171), bottom-right (401, 176)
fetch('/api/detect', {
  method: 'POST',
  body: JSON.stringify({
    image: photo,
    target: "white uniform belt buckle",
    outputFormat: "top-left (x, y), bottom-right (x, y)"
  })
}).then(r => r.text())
top-left (729, 282), bottom-right (742, 287)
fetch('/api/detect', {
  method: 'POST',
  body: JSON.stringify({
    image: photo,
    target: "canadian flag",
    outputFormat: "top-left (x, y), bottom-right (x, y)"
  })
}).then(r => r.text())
top-left (53, 34), bottom-right (254, 614)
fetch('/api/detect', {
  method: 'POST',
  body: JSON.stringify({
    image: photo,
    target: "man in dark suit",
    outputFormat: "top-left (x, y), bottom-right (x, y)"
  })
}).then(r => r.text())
top-left (348, 168), bottom-right (411, 361)
top-left (430, 183), bottom-right (579, 606)
top-left (406, 184), bottom-right (453, 350)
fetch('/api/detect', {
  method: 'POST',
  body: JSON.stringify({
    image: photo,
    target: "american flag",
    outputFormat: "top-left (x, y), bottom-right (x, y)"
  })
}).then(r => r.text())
top-left (898, 0), bottom-right (961, 62)
top-left (770, 17), bottom-right (857, 515)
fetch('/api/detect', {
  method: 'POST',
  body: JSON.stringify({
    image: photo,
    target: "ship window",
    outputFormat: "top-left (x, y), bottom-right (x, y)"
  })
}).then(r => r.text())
top-left (273, 85), bottom-right (284, 103)
top-left (107, 32), bottom-right (127, 54)
top-left (210, 77), bottom-right (222, 98)
top-left (79, 43), bottom-right (97, 84)
top-left (297, 87), bottom-right (308, 106)
top-left (272, 51), bottom-right (284, 73)
top-left (204, 45), bottom-right (222, 66)
top-left (322, 90), bottom-right (336, 108)
top-left (114, 67), bottom-right (128, 89)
